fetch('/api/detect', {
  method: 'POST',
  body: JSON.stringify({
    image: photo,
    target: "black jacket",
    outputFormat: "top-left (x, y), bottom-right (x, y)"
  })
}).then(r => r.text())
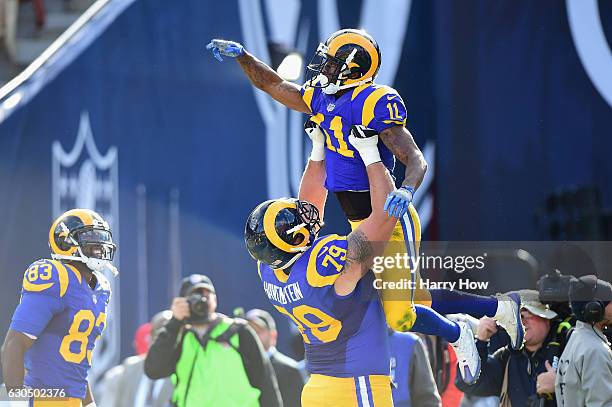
top-left (456, 338), bottom-right (558, 407)
top-left (144, 317), bottom-right (283, 407)
top-left (269, 349), bottom-right (304, 407)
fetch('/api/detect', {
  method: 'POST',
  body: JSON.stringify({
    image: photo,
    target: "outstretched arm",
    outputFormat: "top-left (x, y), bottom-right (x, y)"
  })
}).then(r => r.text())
top-left (206, 39), bottom-right (310, 113)
top-left (236, 51), bottom-right (311, 114)
top-left (380, 125), bottom-right (427, 190)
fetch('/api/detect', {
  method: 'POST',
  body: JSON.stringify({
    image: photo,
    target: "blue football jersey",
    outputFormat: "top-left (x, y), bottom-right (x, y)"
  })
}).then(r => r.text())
top-left (258, 234), bottom-right (390, 377)
top-left (10, 259), bottom-right (111, 399)
top-left (301, 83), bottom-right (407, 192)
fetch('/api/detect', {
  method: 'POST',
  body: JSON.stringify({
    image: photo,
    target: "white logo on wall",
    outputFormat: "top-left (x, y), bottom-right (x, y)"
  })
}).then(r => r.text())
top-left (566, 0), bottom-right (612, 108)
top-left (51, 111), bottom-right (120, 382)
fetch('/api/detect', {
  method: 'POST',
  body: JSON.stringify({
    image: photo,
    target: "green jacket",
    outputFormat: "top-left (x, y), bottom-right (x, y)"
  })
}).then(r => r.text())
top-left (144, 316), bottom-right (282, 407)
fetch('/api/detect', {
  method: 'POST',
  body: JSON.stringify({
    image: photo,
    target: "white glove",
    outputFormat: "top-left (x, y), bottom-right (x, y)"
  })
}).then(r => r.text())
top-left (304, 119), bottom-right (326, 161)
top-left (349, 125), bottom-right (381, 166)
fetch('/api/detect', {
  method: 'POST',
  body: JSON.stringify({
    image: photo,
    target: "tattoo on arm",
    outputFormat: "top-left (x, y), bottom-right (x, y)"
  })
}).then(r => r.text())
top-left (237, 52), bottom-right (310, 114)
top-left (345, 230), bottom-right (373, 272)
top-left (380, 126), bottom-right (427, 189)
top-left (237, 52), bottom-right (283, 90)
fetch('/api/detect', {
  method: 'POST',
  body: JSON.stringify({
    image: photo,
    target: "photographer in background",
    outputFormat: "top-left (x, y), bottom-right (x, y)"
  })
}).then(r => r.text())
top-left (456, 290), bottom-right (563, 407)
top-left (144, 274), bottom-right (282, 407)
top-left (555, 276), bottom-right (612, 407)
top-left (245, 308), bottom-right (304, 407)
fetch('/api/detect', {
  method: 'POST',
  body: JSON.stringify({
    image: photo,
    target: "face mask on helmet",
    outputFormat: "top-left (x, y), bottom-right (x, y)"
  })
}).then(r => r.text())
top-left (306, 43), bottom-right (354, 93)
top-left (295, 200), bottom-right (323, 237)
top-left (244, 199), bottom-right (324, 270)
top-left (53, 225), bottom-right (117, 275)
top-left (306, 28), bottom-right (381, 95)
top-left (271, 200), bottom-right (323, 270)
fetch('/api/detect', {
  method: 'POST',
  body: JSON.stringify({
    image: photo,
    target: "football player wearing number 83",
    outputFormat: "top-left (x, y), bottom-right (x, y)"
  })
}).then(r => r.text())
top-left (1, 209), bottom-right (116, 407)
top-left (245, 129), bottom-right (400, 406)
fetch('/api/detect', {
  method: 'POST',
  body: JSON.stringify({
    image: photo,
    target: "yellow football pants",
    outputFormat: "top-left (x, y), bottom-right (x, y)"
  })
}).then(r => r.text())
top-left (31, 397), bottom-right (82, 406)
top-left (302, 374), bottom-right (393, 407)
top-left (349, 204), bottom-right (431, 332)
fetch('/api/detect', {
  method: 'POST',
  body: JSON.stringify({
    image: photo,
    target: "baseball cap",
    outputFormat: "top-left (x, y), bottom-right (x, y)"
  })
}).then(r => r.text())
top-left (519, 290), bottom-right (558, 320)
top-left (180, 274), bottom-right (215, 297)
top-left (245, 308), bottom-right (277, 331)
top-left (133, 322), bottom-right (152, 355)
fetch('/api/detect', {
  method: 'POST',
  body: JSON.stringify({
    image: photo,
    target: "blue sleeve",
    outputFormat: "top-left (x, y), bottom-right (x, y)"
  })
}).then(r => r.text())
top-left (300, 83), bottom-right (322, 114)
top-left (9, 259), bottom-right (70, 337)
top-left (20, 259), bottom-right (71, 298)
top-left (304, 235), bottom-right (348, 288)
top-left (368, 90), bottom-right (407, 132)
top-left (10, 292), bottom-right (64, 338)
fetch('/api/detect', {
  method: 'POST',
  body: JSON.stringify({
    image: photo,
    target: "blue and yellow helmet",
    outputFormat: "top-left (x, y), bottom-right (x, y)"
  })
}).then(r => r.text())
top-left (306, 28), bottom-right (381, 94)
top-left (244, 198), bottom-right (322, 269)
top-left (49, 208), bottom-right (116, 272)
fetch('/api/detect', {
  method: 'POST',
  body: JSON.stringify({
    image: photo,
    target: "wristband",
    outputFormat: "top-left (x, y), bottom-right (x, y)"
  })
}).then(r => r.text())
top-left (310, 143), bottom-right (325, 161)
top-left (357, 146), bottom-right (381, 167)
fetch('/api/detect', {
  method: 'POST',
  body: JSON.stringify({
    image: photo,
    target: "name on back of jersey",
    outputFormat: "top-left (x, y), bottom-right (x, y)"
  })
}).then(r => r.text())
top-left (263, 281), bottom-right (304, 305)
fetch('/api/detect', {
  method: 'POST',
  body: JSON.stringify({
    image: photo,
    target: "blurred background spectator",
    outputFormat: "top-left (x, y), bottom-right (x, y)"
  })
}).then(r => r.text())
top-left (144, 275), bottom-right (281, 407)
top-left (457, 291), bottom-right (565, 407)
top-left (389, 329), bottom-right (441, 407)
top-left (246, 308), bottom-right (304, 407)
top-left (99, 310), bottom-right (173, 407)
top-left (422, 334), bottom-right (464, 407)
top-left (0, 0), bottom-right (95, 84)
top-left (555, 276), bottom-right (612, 406)
top-left (0, 0), bottom-right (18, 60)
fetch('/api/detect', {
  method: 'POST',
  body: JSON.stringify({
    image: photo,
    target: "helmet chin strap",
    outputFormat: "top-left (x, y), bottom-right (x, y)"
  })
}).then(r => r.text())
top-left (323, 77), bottom-right (374, 95)
top-left (277, 251), bottom-right (304, 270)
top-left (51, 248), bottom-right (118, 276)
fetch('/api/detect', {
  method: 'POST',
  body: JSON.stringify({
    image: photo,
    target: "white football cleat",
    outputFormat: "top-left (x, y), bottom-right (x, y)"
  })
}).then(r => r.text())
top-left (494, 292), bottom-right (525, 350)
top-left (450, 321), bottom-right (481, 385)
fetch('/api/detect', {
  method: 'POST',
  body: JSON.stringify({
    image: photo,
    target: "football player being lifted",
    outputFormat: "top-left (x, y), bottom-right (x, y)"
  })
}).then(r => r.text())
top-left (246, 126), bottom-right (409, 406)
top-left (1, 209), bottom-right (115, 407)
top-left (208, 29), bottom-right (523, 381)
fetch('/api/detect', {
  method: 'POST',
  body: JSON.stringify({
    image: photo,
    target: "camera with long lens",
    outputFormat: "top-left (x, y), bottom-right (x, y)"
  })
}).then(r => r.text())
top-left (187, 293), bottom-right (210, 324)
top-left (537, 268), bottom-right (574, 321)
top-left (537, 269), bottom-right (572, 304)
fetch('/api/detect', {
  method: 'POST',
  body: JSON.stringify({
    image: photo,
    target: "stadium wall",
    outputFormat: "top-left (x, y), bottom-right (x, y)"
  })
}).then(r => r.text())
top-left (0, 0), bottom-right (611, 379)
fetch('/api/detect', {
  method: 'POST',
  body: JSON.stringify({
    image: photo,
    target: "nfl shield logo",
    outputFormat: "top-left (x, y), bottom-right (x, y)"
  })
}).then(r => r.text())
top-left (327, 103), bottom-right (335, 112)
top-left (51, 111), bottom-right (120, 382)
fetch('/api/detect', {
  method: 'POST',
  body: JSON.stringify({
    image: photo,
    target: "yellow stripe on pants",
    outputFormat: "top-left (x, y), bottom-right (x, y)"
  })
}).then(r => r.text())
top-left (301, 374), bottom-right (393, 407)
top-left (32, 397), bottom-right (82, 406)
top-left (349, 204), bottom-right (431, 332)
